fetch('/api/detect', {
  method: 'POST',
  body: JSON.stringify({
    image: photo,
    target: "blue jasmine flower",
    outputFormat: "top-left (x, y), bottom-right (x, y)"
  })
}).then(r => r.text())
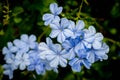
top-left (83, 26), bottom-right (103, 49)
top-left (46, 44), bottom-right (68, 68)
top-left (50, 18), bottom-right (73, 43)
top-left (69, 58), bottom-right (91, 72)
top-left (27, 44), bottom-right (47, 75)
top-left (20, 34), bottom-right (37, 49)
top-left (2, 42), bottom-right (17, 55)
top-left (43, 3), bottom-right (63, 25)
top-left (86, 43), bottom-right (109, 63)
top-left (38, 37), bottom-right (69, 68)
top-left (68, 20), bottom-right (85, 38)
top-left (3, 64), bottom-right (14, 79)
top-left (15, 53), bottom-right (30, 70)
top-left (13, 39), bottom-right (29, 54)
top-left (38, 37), bottom-right (56, 59)
top-left (62, 37), bottom-right (82, 60)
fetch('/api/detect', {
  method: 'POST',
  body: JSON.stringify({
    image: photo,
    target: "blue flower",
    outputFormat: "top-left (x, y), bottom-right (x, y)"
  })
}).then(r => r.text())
top-left (38, 37), bottom-right (69, 68)
top-left (82, 26), bottom-right (103, 49)
top-left (13, 39), bottom-right (29, 54)
top-left (3, 64), bottom-right (14, 79)
top-left (68, 20), bottom-right (85, 38)
top-left (43, 3), bottom-right (63, 26)
top-left (86, 43), bottom-right (109, 63)
top-left (49, 18), bottom-right (73, 43)
top-left (14, 52), bottom-right (30, 70)
top-left (62, 37), bottom-right (81, 60)
top-left (69, 58), bottom-right (91, 72)
top-left (27, 44), bottom-right (47, 75)
top-left (20, 34), bottom-right (37, 49)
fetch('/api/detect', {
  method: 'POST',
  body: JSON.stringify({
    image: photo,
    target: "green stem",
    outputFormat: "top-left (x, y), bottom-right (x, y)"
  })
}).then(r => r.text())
top-left (37, 27), bottom-right (50, 42)
top-left (77, 0), bottom-right (84, 19)
top-left (104, 37), bottom-right (120, 47)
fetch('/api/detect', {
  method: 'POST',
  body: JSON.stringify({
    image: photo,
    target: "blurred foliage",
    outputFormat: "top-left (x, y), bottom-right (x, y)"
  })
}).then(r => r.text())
top-left (1, 0), bottom-right (120, 80)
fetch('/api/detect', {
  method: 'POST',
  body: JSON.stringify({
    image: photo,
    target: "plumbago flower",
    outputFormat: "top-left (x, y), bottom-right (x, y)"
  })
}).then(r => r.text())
top-left (2, 34), bottom-right (39, 79)
top-left (62, 20), bottom-right (109, 72)
top-left (43, 3), bottom-right (63, 26)
top-left (2, 2), bottom-right (110, 80)
top-left (50, 18), bottom-right (73, 43)
top-left (38, 37), bottom-right (69, 68)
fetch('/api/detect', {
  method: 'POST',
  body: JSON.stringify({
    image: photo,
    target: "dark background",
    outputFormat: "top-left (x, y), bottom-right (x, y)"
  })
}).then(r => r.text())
top-left (0, 0), bottom-right (120, 80)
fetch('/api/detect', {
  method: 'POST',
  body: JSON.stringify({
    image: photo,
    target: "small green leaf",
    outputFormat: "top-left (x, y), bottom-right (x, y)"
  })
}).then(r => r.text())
top-left (14, 17), bottom-right (22, 23)
top-left (0, 30), bottom-right (4, 35)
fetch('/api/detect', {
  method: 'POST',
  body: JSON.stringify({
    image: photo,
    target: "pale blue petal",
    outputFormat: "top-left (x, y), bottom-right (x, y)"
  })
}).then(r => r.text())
top-left (43, 14), bottom-right (54, 20)
top-left (64, 29), bottom-right (74, 37)
top-left (68, 20), bottom-right (75, 30)
top-left (46, 54), bottom-right (56, 60)
top-left (43, 14), bottom-right (54, 25)
top-left (2, 47), bottom-right (9, 55)
top-left (50, 23), bottom-right (59, 29)
top-left (46, 37), bottom-right (53, 46)
top-left (7, 42), bottom-right (13, 48)
top-left (82, 59), bottom-right (91, 69)
top-left (51, 16), bottom-right (60, 24)
top-left (92, 41), bottom-right (102, 49)
top-left (39, 50), bottom-right (53, 59)
top-left (83, 41), bottom-right (91, 48)
top-left (95, 33), bottom-right (103, 41)
top-left (62, 40), bottom-right (72, 50)
top-left (20, 34), bottom-right (28, 42)
top-left (84, 35), bottom-right (95, 43)
top-left (59, 57), bottom-right (67, 67)
top-left (69, 59), bottom-right (81, 72)
top-left (69, 58), bottom-right (78, 66)
top-left (49, 29), bottom-right (60, 38)
top-left (49, 57), bottom-right (59, 68)
top-left (86, 51), bottom-right (95, 63)
top-left (29, 34), bottom-right (36, 42)
top-left (20, 63), bottom-right (26, 70)
top-left (50, 3), bottom-right (58, 14)
top-left (67, 48), bottom-right (76, 60)
top-left (38, 42), bottom-right (49, 51)
top-left (3, 69), bottom-right (13, 79)
top-left (27, 65), bottom-right (35, 71)
top-left (56, 7), bottom-right (63, 15)
top-left (61, 18), bottom-right (69, 28)
top-left (9, 46), bottom-right (18, 53)
top-left (57, 32), bottom-right (66, 43)
top-left (88, 26), bottom-right (96, 34)
top-left (76, 20), bottom-right (85, 31)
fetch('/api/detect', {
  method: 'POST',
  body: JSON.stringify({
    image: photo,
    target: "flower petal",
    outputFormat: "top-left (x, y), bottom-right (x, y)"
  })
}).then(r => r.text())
top-left (49, 29), bottom-right (60, 38)
top-left (20, 34), bottom-right (28, 42)
top-left (50, 3), bottom-right (58, 14)
top-left (57, 32), bottom-right (66, 43)
top-left (76, 20), bottom-right (85, 31)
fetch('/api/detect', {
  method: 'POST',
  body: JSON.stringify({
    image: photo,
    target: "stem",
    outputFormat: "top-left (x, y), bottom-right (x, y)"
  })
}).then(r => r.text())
top-left (37, 27), bottom-right (50, 42)
top-left (104, 37), bottom-right (120, 47)
top-left (77, 0), bottom-right (84, 19)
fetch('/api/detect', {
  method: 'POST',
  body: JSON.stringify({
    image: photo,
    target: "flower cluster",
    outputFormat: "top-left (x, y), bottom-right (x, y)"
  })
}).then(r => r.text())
top-left (2, 3), bottom-right (109, 79)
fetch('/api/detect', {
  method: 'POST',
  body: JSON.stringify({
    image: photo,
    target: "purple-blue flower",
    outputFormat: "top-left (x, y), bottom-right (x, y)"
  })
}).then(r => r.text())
top-left (38, 37), bottom-right (69, 68)
top-left (86, 42), bottom-right (109, 63)
top-left (68, 20), bottom-right (85, 38)
top-left (27, 43), bottom-right (47, 75)
top-left (2, 64), bottom-right (14, 79)
top-left (43, 3), bottom-right (63, 26)
top-left (14, 53), bottom-right (30, 70)
top-left (69, 58), bottom-right (91, 72)
top-left (49, 18), bottom-right (73, 43)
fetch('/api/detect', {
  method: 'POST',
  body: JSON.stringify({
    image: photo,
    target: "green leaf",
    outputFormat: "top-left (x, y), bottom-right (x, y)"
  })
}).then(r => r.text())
top-left (0, 30), bottom-right (4, 35)
top-left (14, 17), bottom-right (22, 23)
top-left (0, 65), bottom-right (3, 80)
